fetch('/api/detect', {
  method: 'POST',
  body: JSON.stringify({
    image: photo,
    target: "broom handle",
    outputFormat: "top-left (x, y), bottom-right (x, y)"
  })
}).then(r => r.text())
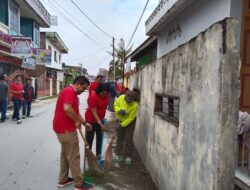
top-left (78, 128), bottom-right (89, 148)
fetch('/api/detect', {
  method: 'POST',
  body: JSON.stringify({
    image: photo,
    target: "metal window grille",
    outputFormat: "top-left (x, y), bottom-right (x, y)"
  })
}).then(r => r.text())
top-left (155, 94), bottom-right (179, 127)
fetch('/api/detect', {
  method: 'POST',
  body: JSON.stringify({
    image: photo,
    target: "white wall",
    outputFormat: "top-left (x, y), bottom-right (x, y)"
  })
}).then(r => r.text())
top-left (157, 0), bottom-right (235, 58)
top-left (45, 39), bottom-right (62, 70)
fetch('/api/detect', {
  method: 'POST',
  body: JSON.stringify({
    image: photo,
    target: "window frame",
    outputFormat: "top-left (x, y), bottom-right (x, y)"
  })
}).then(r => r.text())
top-left (33, 22), bottom-right (40, 47)
top-left (9, 1), bottom-right (19, 35)
top-left (154, 94), bottom-right (179, 127)
top-left (54, 50), bottom-right (57, 62)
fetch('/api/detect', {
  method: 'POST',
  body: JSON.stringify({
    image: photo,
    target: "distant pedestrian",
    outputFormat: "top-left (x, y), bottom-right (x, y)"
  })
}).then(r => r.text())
top-left (87, 75), bottom-right (103, 102)
top-left (114, 90), bottom-right (139, 165)
top-left (108, 81), bottom-right (117, 112)
top-left (22, 78), bottom-right (35, 119)
top-left (85, 82), bottom-right (110, 160)
top-left (10, 76), bottom-right (24, 124)
top-left (0, 74), bottom-right (9, 122)
top-left (53, 76), bottom-right (93, 190)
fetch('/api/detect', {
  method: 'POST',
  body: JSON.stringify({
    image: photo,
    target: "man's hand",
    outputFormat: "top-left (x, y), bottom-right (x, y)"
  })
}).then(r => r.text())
top-left (75, 121), bottom-right (81, 129)
top-left (119, 109), bottom-right (126, 116)
top-left (84, 122), bottom-right (92, 131)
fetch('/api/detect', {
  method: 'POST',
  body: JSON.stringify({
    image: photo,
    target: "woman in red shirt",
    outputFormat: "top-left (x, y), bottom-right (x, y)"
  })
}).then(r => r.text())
top-left (85, 82), bottom-right (110, 159)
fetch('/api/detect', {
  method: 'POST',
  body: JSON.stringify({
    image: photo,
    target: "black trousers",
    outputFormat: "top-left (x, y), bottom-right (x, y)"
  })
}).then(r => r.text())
top-left (86, 122), bottom-right (103, 157)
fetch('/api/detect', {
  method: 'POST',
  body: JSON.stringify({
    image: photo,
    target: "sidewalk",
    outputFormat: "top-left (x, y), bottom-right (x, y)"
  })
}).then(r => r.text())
top-left (6, 96), bottom-right (57, 117)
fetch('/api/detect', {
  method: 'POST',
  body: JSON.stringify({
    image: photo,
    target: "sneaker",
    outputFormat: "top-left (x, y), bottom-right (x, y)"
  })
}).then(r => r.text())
top-left (125, 157), bottom-right (132, 165)
top-left (22, 115), bottom-right (26, 119)
top-left (113, 154), bottom-right (123, 162)
top-left (75, 182), bottom-right (94, 190)
top-left (17, 120), bottom-right (22, 124)
top-left (27, 115), bottom-right (33, 118)
top-left (57, 177), bottom-right (74, 188)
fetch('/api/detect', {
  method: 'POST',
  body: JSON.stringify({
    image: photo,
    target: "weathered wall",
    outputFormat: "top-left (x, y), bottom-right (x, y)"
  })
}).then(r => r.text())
top-left (157, 0), bottom-right (242, 58)
top-left (130, 19), bottom-right (240, 190)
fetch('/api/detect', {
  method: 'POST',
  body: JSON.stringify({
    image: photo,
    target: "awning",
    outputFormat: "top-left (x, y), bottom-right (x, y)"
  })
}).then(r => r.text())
top-left (0, 51), bottom-right (23, 66)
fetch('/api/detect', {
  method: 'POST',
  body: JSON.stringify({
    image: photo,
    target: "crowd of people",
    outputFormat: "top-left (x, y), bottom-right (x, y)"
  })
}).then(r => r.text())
top-left (53, 75), bottom-right (139, 190)
top-left (0, 74), bottom-right (35, 124)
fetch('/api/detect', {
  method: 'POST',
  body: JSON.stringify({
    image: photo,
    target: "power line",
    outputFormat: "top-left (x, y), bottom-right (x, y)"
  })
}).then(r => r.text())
top-left (71, 0), bottom-right (113, 39)
top-left (126, 0), bottom-right (150, 50)
top-left (64, 47), bottom-right (109, 61)
top-left (43, 0), bottom-right (108, 50)
top-left (52, 0), bottom-right (107, 46)
top-left (88, 55), bottom-right (111, 71)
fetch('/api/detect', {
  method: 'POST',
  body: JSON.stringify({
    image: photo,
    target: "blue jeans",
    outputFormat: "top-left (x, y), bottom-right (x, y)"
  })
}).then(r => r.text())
top-left (0, 99), bottom-right (7, 121)
top-left (12, 97), bottom-right (22, 120)
top-left (22, 101), bottom-right (32, 116)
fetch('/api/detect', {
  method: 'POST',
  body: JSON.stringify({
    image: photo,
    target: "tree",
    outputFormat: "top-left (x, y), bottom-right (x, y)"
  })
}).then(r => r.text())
top-left (109, 38), bottom-right (132, 79)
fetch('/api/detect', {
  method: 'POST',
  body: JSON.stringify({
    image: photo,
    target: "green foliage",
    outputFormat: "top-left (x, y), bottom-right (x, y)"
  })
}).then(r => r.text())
top-left (64, 68), bottom-right (80, 86)
top-left (109, 38), bottom-right (132, 78)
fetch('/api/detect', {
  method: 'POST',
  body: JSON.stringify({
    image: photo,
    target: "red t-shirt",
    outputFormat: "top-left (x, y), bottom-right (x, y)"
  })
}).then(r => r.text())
top-left (10, 82), bottom-right (23, 99)
top-left (85, 92), bottom-right (109, 123)
top-left (88, 81), bottom-right (99, 96)
top-left (53, 86), bottom-right (79, 134)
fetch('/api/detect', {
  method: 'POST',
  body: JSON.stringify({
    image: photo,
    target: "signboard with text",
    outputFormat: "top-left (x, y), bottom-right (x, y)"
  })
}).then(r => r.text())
top-left (22, 55), bottom-right (36, 70)
top-left (11, 37), bottom-right (32, 56)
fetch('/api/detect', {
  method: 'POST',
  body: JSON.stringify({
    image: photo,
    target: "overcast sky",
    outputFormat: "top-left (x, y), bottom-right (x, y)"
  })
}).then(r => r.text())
top-left (40, 0), bottom-right (159, 75)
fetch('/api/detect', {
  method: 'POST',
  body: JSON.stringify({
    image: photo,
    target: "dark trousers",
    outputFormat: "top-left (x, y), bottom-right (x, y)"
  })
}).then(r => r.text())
top-left (0, 99), bottom-right (7, 121)
top-left (86, 122), bottom-right (103, 157)
top-left (116, 120), bottom-right (136, 158)
top-left (12, 97), bottom-right (22, 120)
top-left (108, 96), bottom-right (115, 112)
top-left (22, 101), bottom-right (32, 116)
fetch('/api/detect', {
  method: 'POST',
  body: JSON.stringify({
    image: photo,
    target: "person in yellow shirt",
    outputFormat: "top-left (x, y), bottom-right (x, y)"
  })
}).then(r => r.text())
top-left (114, 90), bottom-right (139, 165)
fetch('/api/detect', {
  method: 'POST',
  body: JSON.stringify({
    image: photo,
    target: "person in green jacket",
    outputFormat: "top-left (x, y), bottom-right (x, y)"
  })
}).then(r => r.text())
top-left (114, 90), bottom-right (139, 165)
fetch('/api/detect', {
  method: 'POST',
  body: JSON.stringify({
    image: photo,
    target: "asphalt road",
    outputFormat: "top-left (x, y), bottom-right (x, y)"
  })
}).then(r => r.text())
top-left (0, 92), bottom-right (96, 190)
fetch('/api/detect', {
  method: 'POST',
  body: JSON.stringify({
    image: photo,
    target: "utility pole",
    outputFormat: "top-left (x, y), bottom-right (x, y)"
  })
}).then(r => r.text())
top-left (121, 38), bottom-right (125, 89)
top-left (112, 37), bottom-right (115, 80)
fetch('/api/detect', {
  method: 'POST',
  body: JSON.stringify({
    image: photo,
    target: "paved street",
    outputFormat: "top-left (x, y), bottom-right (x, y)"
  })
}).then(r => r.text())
top-left (0, 92), bottom-right (157, 190)
top-left (0, 93), bottom-right (90, 190)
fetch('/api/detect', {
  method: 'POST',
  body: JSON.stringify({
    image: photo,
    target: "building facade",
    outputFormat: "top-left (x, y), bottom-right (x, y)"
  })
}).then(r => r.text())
top-left (0, 0), bottom-right (50, 84)
top-left (40, 32), bottom-right (68, 95)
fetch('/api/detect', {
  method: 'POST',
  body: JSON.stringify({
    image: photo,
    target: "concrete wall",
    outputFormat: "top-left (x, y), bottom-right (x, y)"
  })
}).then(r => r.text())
top-left (157, 0), bottom-right (242, 58)
top-left (130, 19), bottom-right (240, 190)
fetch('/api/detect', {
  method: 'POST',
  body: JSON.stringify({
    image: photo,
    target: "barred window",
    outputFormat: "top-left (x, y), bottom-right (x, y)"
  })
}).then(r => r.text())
top-left (155, 94), bottom-right (179, 127)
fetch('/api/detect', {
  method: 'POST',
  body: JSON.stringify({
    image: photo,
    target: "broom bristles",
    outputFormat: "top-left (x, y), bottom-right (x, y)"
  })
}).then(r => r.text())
top-left (85, 147), bottom-right (103, 176)
top-left (104, 135), bottom-right (115, 170)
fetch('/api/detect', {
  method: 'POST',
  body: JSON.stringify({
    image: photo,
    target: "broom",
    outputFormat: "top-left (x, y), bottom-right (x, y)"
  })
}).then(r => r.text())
top-left (104, 133), bottom-right (116, 170)
top-left (78, 128), bottom-right (103, 176)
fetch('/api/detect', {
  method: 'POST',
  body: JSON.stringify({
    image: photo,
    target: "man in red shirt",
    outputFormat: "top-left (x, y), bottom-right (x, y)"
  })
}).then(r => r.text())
top-left (88, 75), bottom-right (103, 100)
top-left (53, 76), bottom-right (93, 190)
top-left (10, 76), bottom-right (24, 124)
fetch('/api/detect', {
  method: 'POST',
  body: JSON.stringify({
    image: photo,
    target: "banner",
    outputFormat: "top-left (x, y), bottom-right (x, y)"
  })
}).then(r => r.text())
top-left (57, 71), bottom-right (64, 82)
top-left (35, 49), bottom-right (52, 65)
top-left (11, 37), bottom-right (32, 56)
top-left (22, 55), bottom-right (36, 70)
